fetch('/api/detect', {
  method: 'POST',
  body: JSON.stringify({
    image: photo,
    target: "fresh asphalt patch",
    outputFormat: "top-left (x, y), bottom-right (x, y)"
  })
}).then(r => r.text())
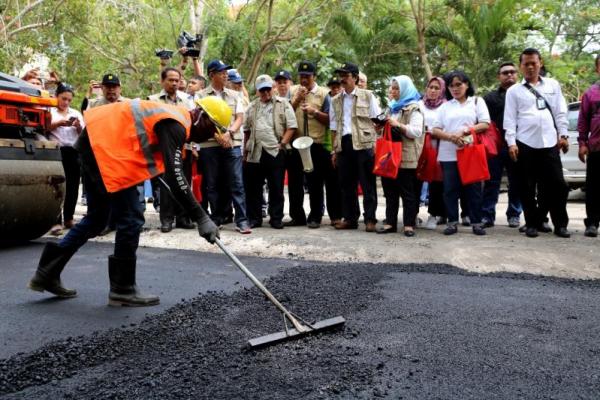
top-left (1, 260), bottom-right (599, 399)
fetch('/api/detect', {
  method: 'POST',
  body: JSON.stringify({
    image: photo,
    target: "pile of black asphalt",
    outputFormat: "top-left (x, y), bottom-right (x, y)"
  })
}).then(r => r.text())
top-left (1, 262), bottom-right (599, 399)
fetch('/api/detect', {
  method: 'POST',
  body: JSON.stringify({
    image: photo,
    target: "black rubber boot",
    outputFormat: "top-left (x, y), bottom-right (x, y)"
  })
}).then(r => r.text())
top-left (108, 255), bottom-right (159, 307)
top-left (28, 242), bottom-right (77, 298)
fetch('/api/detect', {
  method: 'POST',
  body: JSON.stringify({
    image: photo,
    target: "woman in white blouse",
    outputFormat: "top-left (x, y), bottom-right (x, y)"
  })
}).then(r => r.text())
top-left (432, 71), bottom-right (490, 235)
top-left (377, 76), bottom-right (424, 237)
top-left (48, 84), bottom-right (85, 235)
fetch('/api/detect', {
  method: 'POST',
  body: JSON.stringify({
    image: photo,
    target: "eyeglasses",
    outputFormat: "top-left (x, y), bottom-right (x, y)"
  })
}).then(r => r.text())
top-left (500, 70), bottom-right (518, 76)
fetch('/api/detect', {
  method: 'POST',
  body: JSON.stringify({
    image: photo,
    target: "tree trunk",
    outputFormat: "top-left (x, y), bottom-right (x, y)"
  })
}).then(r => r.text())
top-left (409, 0), bottom-right (432, 80)
top-left (189, 0), bottom-right (206, 73)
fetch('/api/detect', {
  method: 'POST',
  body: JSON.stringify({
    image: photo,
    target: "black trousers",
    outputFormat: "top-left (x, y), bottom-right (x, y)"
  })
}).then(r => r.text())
top-left (382, 169), bottom-right (420, 228)
top-left (285, 148), bottom-right (306, 223)
top-left (244, 151), bottom-right (285, 226)
top-left (306, 143), bottom-right (342, 223)
top-left (516, 141), bottom-right (569, 229)
top-left (337, 135), bottom-right (377, 224)
top-left (585, 151), bottom-right (600, 228)
top-left (427, 181), bottom-right (445, 218)
top-left (58, 146), bottom-right (81, 224)
top-left (159, 150), bottom-right (193, 225)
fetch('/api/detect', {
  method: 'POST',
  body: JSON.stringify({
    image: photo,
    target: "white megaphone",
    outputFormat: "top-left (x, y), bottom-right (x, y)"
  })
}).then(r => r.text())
top-left (292, 136), bottom-right (314, 173)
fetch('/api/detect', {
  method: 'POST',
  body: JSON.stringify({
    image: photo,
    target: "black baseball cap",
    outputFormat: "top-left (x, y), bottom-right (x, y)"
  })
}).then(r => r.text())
top-left (101, 73), bottom-right (120, 86)
top-left (334, 62), bottom-right (359, 75)
top-left (273, 70), bottom-right (292, 81)
top-left (207, 59), bottom-right (232, 74)
top-left (297, 61), bottom-right (316, 75)
top-left (327, 76), bottom-right (342, 86)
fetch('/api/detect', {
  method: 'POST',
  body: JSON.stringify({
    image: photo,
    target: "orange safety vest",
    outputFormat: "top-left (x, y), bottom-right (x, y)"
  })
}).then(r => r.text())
top-left (84, 99), bottom-right (191, 193)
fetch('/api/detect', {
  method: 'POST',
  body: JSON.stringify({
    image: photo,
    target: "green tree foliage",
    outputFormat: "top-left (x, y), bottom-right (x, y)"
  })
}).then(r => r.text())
top-left (0, 0), bottom-right (597, 102)
top-left (427, 0), bottom-right (524, 89)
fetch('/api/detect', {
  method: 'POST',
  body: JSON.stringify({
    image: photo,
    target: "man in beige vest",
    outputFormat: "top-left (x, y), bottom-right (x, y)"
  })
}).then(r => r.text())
top-left (148, 67), bottom-right (196, 233)
top-left (290, 61), bottom-right (341, 228)
top-left (329, 62), bottom-right (381, 231)
top-left (244, 75), bottom-right (297, 229)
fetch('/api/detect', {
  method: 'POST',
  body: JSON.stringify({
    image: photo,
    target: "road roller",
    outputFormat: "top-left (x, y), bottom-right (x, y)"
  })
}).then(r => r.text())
top-left (0, 72), bottom-right (64, 243)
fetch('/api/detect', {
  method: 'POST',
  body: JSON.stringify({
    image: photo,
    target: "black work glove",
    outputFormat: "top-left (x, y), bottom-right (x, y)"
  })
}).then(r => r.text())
top-left (197, 215), bottom-right (219, 244)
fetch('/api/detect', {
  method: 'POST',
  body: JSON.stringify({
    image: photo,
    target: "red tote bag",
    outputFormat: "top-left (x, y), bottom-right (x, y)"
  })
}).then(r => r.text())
top-left (456, 143), bottom-right (490, 185)
top-left (416, 132), bottom-right (443, 182)
top-left (476, 121), bottom-right (502, 157)
top-left (372, 123), bottom-right (402, 179)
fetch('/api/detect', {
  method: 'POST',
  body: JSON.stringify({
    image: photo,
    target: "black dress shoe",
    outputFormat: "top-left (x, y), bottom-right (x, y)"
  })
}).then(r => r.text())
top-left (585, 225), bottom-right (598, 237)
top-left (160, 222), bottom-right (173, 233)
top-left (283, 219), bottom-right (306, 227)
top-left (472, 226), bottom-right (486, 236)
top-left (554, 227), bottom-right (571, 238)
top-left (538, 222), bottom-right (552, 233)
top-left (175, 219), bottom-right (196, 229)
top-left (518, 225), bottom-right (527, 233)
top-left (307, 221), bottom-right (320, 229)
top-left (525, 227), bottom-right (538, 238)
top-left (443, 225), bottom-right (458, 235)
top-left (249, 221), bottom-right (262, 229)
top-left (270, 221), bottom-right (284, 229)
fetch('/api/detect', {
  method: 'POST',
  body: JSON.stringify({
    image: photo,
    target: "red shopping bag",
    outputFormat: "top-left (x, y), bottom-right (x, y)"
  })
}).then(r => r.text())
top-left (456, 143), bottom-right (490, 185)
top-left (191, 158), bottom-right (202, 202)
top-left (475, 122), bottom-right (502, 157)
top-left (372, 123), bottom-right (402, 179)
top-left (416, 132), bottom-right (442, 182)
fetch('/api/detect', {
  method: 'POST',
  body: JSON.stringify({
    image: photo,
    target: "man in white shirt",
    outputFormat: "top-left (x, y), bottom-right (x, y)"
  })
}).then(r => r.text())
top-left (504, 48), bottom-right (570, 238)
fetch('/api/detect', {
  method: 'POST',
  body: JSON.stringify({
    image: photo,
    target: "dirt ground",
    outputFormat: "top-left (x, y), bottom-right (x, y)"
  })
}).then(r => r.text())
top-left (74, 189), bottom-right (600, 280)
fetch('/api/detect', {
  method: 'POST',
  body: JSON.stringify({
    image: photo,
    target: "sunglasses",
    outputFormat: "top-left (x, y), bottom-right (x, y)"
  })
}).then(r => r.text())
top-left (258, 87), bottom-right (272, 93)
top-left (500, 70), bottom-right (518, 76)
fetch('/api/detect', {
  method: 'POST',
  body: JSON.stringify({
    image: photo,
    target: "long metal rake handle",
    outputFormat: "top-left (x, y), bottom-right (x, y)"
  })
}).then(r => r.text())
top-left (215, 238), bottom-right (309, 333)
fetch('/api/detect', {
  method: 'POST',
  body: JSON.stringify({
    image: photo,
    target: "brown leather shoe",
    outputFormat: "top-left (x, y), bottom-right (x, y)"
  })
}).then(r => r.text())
top-left (334, 220), bottom-right (358, 230)
top-left (365, 222), bottom-right (376, 232)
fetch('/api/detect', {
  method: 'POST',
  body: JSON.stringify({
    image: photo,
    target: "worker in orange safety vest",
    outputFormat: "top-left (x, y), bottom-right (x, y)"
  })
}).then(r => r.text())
top-left (28, 97), bottom-right (232, 307)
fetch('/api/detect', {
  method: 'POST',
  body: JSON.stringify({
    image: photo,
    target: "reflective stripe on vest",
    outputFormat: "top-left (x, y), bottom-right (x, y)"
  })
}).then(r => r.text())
top-left (84, 100), bottom-right (191, 192)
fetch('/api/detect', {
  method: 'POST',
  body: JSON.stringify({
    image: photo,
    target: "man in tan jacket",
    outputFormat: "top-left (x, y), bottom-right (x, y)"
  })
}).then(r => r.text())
top-left (329, 62), bottom-right (380, 232)
top-left (244, 75), bottom-right (297, 229)
top-left (290, 61), bottom-right (341, 228)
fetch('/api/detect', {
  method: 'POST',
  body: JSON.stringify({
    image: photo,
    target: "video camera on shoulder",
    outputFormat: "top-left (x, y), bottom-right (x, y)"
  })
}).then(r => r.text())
top-left (177, 31), bottom-right (202, 58)
top-left (155, 49), bottom-right (174, 59)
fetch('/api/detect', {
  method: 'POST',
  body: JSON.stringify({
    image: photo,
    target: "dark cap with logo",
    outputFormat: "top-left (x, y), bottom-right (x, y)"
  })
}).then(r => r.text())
top-left (273, 70), bottom-right (292, 81)
top-left (207, 59), bottom-right (232, 74)
top-left (334, 62), bottom-right (359, 75)
top-left (297, 61), bottom-right (316, 75)
top-left (102, 73), bottom-right (120, 86)
top-left (327, 76), bottom-right (342, 86)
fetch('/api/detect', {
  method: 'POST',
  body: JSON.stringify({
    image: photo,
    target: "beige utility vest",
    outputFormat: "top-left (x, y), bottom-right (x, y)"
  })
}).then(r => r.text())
top-left (332, 88), bottom-right (377, 152)
top-left (197, 86), bottom-right (243, 147)
top-left (290, 84), bottom-right (329, 143)
top-left (245, 96), bottom-right (290, 161)
top-left (392, 103), bottom-right (425, 169)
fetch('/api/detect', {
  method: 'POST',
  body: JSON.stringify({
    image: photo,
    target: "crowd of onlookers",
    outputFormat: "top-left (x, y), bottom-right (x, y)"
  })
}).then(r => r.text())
top-left (21, 47), bottom-right (600, 239)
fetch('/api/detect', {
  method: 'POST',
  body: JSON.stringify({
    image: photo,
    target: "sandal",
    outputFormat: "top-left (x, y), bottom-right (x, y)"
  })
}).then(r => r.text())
top-left (376, 224), bottom-right (397, 234)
